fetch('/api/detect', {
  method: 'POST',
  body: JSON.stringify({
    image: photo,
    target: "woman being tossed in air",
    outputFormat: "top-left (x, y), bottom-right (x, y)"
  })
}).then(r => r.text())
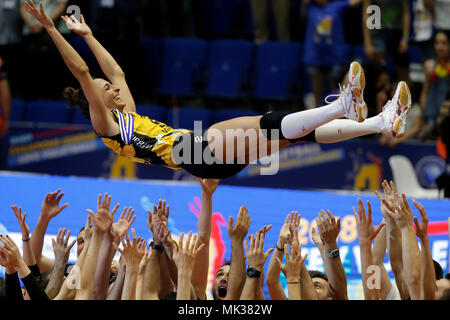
top-left (24, 1), bottom-right (411, 179)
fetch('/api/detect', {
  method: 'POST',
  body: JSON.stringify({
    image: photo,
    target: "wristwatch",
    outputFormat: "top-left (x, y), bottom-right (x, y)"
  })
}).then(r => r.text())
top-left (246, 267), bottom-right (261, 278)
top-left (150, 241), bottom-right (163, 252)
top-left (326, 249), bottom-right (340, 258)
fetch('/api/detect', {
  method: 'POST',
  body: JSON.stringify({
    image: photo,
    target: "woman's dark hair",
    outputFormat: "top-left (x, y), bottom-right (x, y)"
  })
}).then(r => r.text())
top-left (63, 87), bottom-right (90, 120)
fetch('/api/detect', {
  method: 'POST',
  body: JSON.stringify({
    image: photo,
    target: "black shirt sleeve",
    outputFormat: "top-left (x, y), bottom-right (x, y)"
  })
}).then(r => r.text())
top-left (21, 273), bottom-right (50, 301)
top-left (5, 272), bottom-right (24, 301)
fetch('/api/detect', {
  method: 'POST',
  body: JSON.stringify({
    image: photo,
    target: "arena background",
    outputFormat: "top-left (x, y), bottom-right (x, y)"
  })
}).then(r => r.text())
top-left (0, 0), bottom-right (449, 300)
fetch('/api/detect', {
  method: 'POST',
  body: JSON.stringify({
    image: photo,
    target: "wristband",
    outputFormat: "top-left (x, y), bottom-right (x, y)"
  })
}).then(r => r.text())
top-left (287, 281), bottom-right (300, 284)
top-left (22, 237), bottom-right (30, 242)
top-left (276, 244), bottom-right (284, 251)
top-left (150, 241), bottom-right (163, 252)
top-left (326, 249), bottom-right (340, 258)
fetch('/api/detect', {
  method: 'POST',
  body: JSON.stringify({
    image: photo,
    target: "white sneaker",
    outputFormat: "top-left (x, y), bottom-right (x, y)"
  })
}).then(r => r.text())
top-left (380, 81), bottom-right (411, 138)
top-left (327, 61), bottom-right (368, 122)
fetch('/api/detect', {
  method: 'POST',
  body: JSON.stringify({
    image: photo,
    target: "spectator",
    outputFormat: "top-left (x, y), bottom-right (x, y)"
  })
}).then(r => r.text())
top-left (0, 0), bottom-right (23, 98)
top-left (363, 0), bottom-right (411, 82)
top-left (411, 0), bottom-right (434, 63)
top-left (251, 0), bottom-right (291, 43)
top-left (0, 57), bottom-right (11, 138)
top-left (423, 0), bottom-right (450, 33)
top-left (303, 0), bottom-right (362, 105)
top-left (435, 91), bottom-right (450, 197)
top-left (419, 30), bottom-right (450, 135)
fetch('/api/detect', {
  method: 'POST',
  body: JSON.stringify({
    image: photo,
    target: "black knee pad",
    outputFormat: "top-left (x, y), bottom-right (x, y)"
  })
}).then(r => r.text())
top-left (259, 111), bottom-right (289, 140)
top-left (259, 111), bottom-right (316, 143)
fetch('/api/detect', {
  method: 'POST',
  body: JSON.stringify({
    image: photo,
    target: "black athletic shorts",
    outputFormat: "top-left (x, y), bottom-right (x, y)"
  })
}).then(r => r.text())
top-left (172, 130), bottom-right (248, 179)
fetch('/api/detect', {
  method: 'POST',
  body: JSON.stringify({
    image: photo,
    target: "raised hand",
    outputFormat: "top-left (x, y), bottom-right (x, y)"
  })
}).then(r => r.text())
top-left (23, 1), bottom-right (55, 30)
top-left (40, 189), bottom-right (69, 221)
top-left (386, 193), bottom-right (415, 230)
top-left (52, 228), bottom-right (76, 265)
top-left (61, 14), bottom-right (92, 37)
top-left (374, 180), bottom-right (397, 224)
top-left (111, 206), bottom-right (136, 243)
top-left (113, 229), bottom-right (144, 268)
top-left (354, 199), bottom-right (385, 243)
top-left (275, 242), bottom-right (307, 282)
top-left (197, 178), bottom-right (220, 196)
top-left (0, 235), bottom-right (23, 270)
top-left (147, 199), bottom-right (170, 242)
top-left (173, 232), bottom-right (205, 274)
top-left (155, 219), bottom-right (176, 258)
top-left (244, 231), bottom-right (274, 271)
top-left (86, 193), bottom-right (119, 234)
top-left (311, 226), bottom-right (324, 250)
top-left (11, 206), bottom-right (30, 241)
top-left (412, 199), bottom-right (429, 241)
top-left (227, 205), bottom-right (251, 243)
top-left (278, 211), bottom-right (299, 247)
top-left (316, 209), bottom-right (341, 245)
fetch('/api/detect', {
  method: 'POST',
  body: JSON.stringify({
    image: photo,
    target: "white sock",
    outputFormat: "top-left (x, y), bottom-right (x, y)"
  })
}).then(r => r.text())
top-left (314, 115), bottom-right (384, 143)
top-left (280, 99), bottom-right (345, 140)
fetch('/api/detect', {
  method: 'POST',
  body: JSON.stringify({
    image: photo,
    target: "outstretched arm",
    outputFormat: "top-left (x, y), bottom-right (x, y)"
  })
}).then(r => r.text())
top-left (316, 209), bottom-right (348, 300)
top-left (62, 14), bottom-right (136, 113)
top-left (30, 189), bottom-right (69, 274)
top-left (354, 199), bottom-right (385, 300)
top-left (192, 179), bottom-right (220, 299)
top-left (224, 205), bottom-right (251, 300)
top-left (412, 200), bottom-right (436, 300)
top-left (24, 1), bottom-right (117, 136)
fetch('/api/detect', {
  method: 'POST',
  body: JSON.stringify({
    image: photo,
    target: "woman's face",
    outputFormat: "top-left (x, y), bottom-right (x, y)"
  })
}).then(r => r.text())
top-left (434, 33), bottom-right (449, 59)
top-left (93, 78), bottom-right (126, 111)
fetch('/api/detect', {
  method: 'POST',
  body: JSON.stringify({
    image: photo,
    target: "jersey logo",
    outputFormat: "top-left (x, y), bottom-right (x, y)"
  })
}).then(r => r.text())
top-left (155, 133), bottom-right (167, 146)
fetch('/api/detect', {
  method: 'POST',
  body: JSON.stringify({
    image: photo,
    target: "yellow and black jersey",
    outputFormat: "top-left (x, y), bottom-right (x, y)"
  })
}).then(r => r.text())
top-left (100, 111), bottom-right (191, 170)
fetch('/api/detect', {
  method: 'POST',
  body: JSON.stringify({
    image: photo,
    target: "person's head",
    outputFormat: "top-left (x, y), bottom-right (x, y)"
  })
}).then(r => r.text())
top-left (433, 30), bottom-right (450, 59)
top-left (63, 78), bottom-right (126, 120)
top-left (308, 270), bottom-right (332, 300)
top-left (435, 273), bottom-right (450, 300)
top-left (434, 260), bottom-right (444, 280)
top-left (212, 262), bottom-right (231, 300)
top-left (77, 226), bottom-right (85, 257)
top-left (111, 260), bottom-right (120, 276)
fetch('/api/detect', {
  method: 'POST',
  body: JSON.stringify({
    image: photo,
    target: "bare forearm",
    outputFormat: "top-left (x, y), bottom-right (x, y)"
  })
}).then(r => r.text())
top-left (419, 236), bottom-right (435, 300)
top-left (240, 278), bottom-right (258, 300)
top-left (83, 34), bottom-right (123, 80)
top-left (90, 234), bottom-right (116, 300)
top-left (300, 263), bottom-right (319, 300)
top-left (362, 0), bottom-right (372, 45)
top-left (177, 273), bottom-right (193, 300)
top-left (224, 240), bottom-right (245, 300)
top-left (76, 230), bottom-right (103, 299)
top-left (322, 242), bottom-right (348, 299)
top-left (143, 251), bottom-right (161, 300)
top-left (121, 266), bottom-right (138, 300)
top-left (0, 81), bottom-right (11, 121)
top-left (158, 252), bottom-right (175, 299)
top-left (266, 249), bottom-right (287, 300)
top-left (45, 261), bottom-right (66, 299)
top-left (30, 216), bottom-right (51, 270)
top-left (22, 241), bottom-right (37, 268)
top-left (360, 240), bottom-right (380, 300)
top-left (106, 266), bottom-right (126, 300)
top-left (192, 193), bottom-right (213, 299)
top-left (287, 282), bottom-right (301, 300)
top-left (401, 227), bottom-right (421, 300)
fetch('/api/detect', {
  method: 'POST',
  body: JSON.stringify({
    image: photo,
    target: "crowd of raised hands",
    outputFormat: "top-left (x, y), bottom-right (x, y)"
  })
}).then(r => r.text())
top-left (0, 179), bottom-right (449, 301)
